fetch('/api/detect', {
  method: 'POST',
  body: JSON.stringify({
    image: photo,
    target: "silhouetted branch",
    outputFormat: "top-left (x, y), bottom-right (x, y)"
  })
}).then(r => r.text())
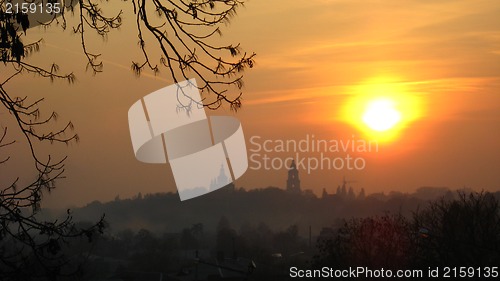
top-left (1, 0), bottom-right (254, 277)
top-left (130, 0), bottom-right (255, 111)
top-left (0, 2), bottom-right (107, 278)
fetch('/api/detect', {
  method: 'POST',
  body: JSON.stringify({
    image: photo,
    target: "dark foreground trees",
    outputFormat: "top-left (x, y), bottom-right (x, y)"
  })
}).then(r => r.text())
top-left (1, 0), bottom-right (254, 279)
top-left (314, 213), bottom-right (416, 272)
top-left (414, 191), bottom-right (500, 267)
top-left (315, 191), bottom-right (500, 272)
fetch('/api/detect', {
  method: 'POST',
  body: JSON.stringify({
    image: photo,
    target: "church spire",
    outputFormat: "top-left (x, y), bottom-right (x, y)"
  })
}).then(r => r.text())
top-left (286, 160), bottom-right (301, 193)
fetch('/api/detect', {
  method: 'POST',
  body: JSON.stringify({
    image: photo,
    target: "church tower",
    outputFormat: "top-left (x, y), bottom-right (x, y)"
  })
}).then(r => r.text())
top-left (286, 160), bottom-right (301, 193)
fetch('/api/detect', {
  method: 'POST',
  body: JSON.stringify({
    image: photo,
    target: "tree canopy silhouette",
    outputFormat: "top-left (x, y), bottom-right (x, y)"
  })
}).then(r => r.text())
top-left (314, 191), bottom-right (500, 271)
top-left (413, 191), bottom-right (500, 267)
top-left (1, 0), bottom-right (254, 279)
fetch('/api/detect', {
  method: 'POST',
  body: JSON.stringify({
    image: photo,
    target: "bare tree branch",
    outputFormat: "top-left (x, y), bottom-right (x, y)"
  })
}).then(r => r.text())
top-left (1, 0), bottom-right (254, 278)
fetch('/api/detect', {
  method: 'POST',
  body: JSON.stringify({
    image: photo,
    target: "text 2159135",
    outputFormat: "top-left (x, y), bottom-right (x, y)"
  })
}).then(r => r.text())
top-left (5, 2), bottom-right (61, 14)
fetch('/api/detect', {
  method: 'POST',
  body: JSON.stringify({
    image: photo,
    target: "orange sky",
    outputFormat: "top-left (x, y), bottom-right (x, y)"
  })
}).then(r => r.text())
top-left (2, 0), bottom-right (499, 208)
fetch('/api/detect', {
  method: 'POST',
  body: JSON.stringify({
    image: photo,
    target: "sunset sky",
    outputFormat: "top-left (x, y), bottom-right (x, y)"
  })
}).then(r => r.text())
top-left (2, 0), bottom-right (499, 208)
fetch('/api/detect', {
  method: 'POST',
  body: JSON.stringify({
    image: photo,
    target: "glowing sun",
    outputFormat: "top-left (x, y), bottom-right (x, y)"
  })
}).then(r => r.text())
top-left (339, 76), bottom-right (425, 142)
top-left (362, 99), bottom-right (401, 132)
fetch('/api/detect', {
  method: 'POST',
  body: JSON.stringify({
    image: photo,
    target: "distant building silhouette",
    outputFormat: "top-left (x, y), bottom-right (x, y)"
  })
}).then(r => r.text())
top-left (286, 160), bottom-right (301, 193)
top-left (341, 183), bottom-right (347, 197)
top-left (210, 164), bottom-right (229, 191)
top-left (358, 188), bottom-right (366, 200)
top-left (347, 187), bottom-right (356, 200)
top-left (322, 188), bottom-right (328, 199)
top-left (324, 177), bottom-right (360, 200)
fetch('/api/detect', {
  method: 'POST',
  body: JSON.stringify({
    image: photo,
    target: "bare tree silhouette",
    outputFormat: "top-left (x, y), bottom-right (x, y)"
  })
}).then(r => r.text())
top-left (315, 214), bottom-right (415, 270)
top-left (128, 0), bottom-right (255, 110)
top-left (1, 0), bottom-right (254, 279)
top-left (314, 191), bottom-right (500, 272)
top-left (60, 0), bottom-right (254, 110)
top-left (414, 191), bottom-right (500, 266)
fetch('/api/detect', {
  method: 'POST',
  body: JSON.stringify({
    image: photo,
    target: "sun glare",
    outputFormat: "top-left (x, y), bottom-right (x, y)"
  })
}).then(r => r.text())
top-left (362, 99), bottom-right (401, 132)
top-left (340, 77), bottom-right (424, 142)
